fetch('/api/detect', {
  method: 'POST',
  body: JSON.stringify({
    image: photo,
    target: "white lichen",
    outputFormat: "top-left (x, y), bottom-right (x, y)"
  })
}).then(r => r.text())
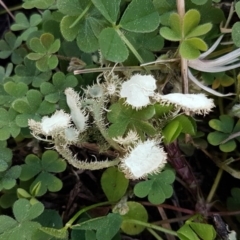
top-left (120, 74), bottom-right (157, 109)
top-left (119, 139), bottom-right (167, 179)
top-left (112, 130), bottom-right (139, 146)
top-left (156, 93), bottom-right (215, 115)
top-left (28, 110), bottom-right (71, 137)
top-left (65, 88), bottom-right (88, 132)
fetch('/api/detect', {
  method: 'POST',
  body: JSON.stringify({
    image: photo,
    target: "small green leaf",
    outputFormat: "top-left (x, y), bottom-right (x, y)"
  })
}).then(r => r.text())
top-left (162, 120), bottom-right (182, 144)
top-left (180, 38), bottom-right (208, 59)
top-left (120, 0), bottom-right (159, 32)
top-left (177, 224), bottom-right (199, 240)
top-left (232, 22), bottom-right (240, 48)
top-left (101, 167), bottom-right (129, 202)
top-left (107, 101), bottom-right (155, 138)
top-left (13, 198), bottom-right (44, 222)
top-left (60, 16), bottom-right (80, 41)
top-left (174, 115), bottom-right (197, 135)
top-left (121, 202), bottom-right (148, 235)
top-left (189, 222), bottom-right (216, 240)
top-left (183, 9), bottom-right (200, 37)
top-left (134, 169), bottom-right (175, 204)
top-left (219, 140), bottom-right (236, 153)
top-left (22, 0), bottom-right (55, 9)
top-left (160, 12), bottom-right (181, 41)
top-left (91, 0), bottom-right (121, 24)
top-left (209, 115), bottom-right (234, 133)
top-left (0, 215), bottom-right (18, 234)
top-left (57, 0), bottom-right (88, 16)
top-left (207, 131), bottom-right (229, 146)
top-left (4, 81), bottom-right (28, 98)
top-left (73, 213), bottom-right (122, 240)
top-left (99, 28), bottom-right (128, 62)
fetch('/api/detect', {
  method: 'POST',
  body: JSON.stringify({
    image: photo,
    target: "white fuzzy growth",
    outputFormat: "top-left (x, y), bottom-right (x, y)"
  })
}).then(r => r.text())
top-left (65, 88), bottom-right (87, 132)
top-left (230, 104), bottom-right (240, 118)
top-left (28, 110), bottom-right (71, 136)
top-left (120, 139), bottom-right (167, 179)
top-left (120, 74), bottom-right (156, 109)
top-left (113, 130), bottom-right (139, 146)
top-left (64, 127), bottom-right (79, 143)
top-left (157, 93), bottom-right (215, 115)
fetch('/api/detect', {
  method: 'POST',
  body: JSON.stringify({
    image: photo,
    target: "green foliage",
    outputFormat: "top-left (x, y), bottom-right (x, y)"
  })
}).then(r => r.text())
top-left (40, 72), bottom-right (78, 107)
top-left (232, 2), bottom-right (240, 47)
top-left (15, 58), bottom-right (52, 87)
top-left (20, 150), bottom-right (66, 196)
top-left (11, 13), bottom-right (42, 41)
top-left (107, 100), bottom-right (156, 138)
top-left (121, 202), bottom-right (148, 235)
top-left (162, 115), bottom-right (196, 144)
top-left (12, 89), bottom-right (55, 127)
top-left (27, 33), bottom-right (61, 72)
top-left (208, 115), bottom-right (240, 152)
top-left (160, 9), bottom-right (212, 59)
top-left (101, 167), bottom-right (129, 202)
top-left (72, 213), bottom-right (122, 240)
top-left (134, 169), bottom-right (175, 204)
top-left (0, 32), bottom-right (27, 64)
top-left (59, 0), bottom-right (160, 62)
top-left (202, 72), bottom-right (235, 89)
top-left (0, 199), bottom-right (44, 240)
top-left (22, 0), bottom-right (55, 9)
top-left (177, 215), bottom-right (216, 240)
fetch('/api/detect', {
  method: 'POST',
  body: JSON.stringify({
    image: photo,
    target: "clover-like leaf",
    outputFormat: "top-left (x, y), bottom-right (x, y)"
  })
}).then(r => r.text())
top-left (57, 0), bottom-right (89, 16)
top-left (0, 63), bottom-right (13, 84)
top-left (91, 0), bottom-right (121, 24)
top-left (160, 12), bottom-right (181, 41)
top-left (0, 165), bottom-right (21, 191)
top-left (15, 58), bottom-right (52, 87)
top-left (125, 30), bottom-right (164, 63)
top-left (22, 0), bottom-right (55, 9)
top-left (180, 38), bottom-right (208, 59)
top-left (120, 0), bottom-right (160, 33)
top-left (0, 31), bottom-right (27, 64)
top-left (160, 9), bottom-right (211, 59)
top-left (207, 115), bottom-right (240, 152)
top-left (0, 107), bottom-right (21, 140)
top-left (59, 1), bottom-right (107, 52)
top-left (27, 33), bottom-right (60, 72)
top-left (134, 169), bottom-right (175, 204)
top-left (11, 13), bottom-right (42, 41)
top-left (0, 186), bottom-right (17, 209)
top-left (107, 101), bottom-right (156, 138)
top-left (40, 72), bottom-right (78, 108)
top-left (20, 150), bottom-right (66, 196)
top-left (101, 167), bottom-right (129, 202)
top-left (0, 147), bottom-right (12, 172)
top-left (0, 199), bottom-right (44, 240)
top-left (12, 89), bottom-right (55, 127)
top-left (121, 202), bottom-right (148, 235)
top-left (72, 213), bottom-right (122, 240)
top-left (99, 28), bottom-right (129, 62)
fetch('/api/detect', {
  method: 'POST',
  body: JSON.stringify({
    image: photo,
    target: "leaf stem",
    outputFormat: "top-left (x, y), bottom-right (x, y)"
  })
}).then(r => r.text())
top-left (124, 219), bottom-right (178, 236)
top-left (206, 152), bottom-right (227, 203)
top-left (147, 228), bottom-right (164, 240)
top-left (116, 28), bottom-right (145, 65)
top-left (65, 201), bottom-right (112, 228)
top-left (70, 2), bottom-right (92, 28)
